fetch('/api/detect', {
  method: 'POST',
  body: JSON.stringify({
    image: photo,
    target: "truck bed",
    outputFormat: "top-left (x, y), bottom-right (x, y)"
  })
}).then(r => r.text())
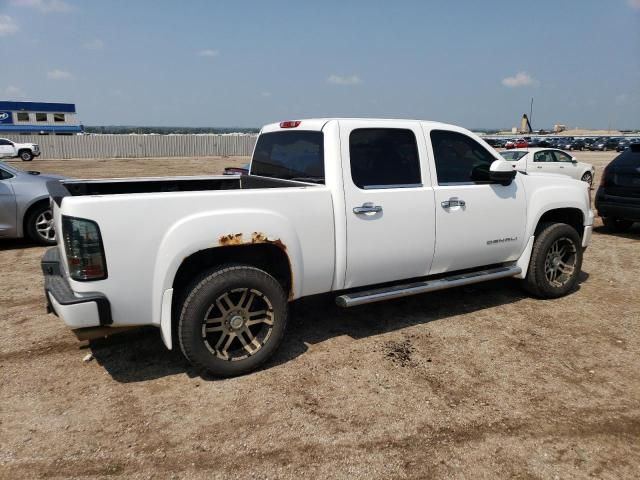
top-left (50, 174), bottom-right (312, 198)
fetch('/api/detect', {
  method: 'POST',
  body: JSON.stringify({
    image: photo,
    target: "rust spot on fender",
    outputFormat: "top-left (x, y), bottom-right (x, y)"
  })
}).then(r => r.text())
top-left (218, 233), bottom-right (243, 246)
top-left (250, 231), bottom-right (287, 251)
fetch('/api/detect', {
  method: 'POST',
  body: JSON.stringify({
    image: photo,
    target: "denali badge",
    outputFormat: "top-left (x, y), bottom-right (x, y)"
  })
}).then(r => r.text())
top-left (487, 237), bottom-right (517, 245)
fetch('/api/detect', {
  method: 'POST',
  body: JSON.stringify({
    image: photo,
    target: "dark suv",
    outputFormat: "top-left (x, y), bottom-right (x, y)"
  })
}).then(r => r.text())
top-left (595, 144), bottom-right (640, 232)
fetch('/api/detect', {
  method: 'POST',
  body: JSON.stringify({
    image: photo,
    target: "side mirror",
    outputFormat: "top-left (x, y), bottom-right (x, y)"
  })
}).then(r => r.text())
top-left (571, 158), bottom-right (577, 164)
top-left (489, 159), bottom-right (517, 186)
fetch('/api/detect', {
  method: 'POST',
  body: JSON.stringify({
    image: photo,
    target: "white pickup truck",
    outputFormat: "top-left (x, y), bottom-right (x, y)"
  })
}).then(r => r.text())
top-left (42, 118), bottom-right (593, 377)
top-left (0, 138), bottom-right (41, 161)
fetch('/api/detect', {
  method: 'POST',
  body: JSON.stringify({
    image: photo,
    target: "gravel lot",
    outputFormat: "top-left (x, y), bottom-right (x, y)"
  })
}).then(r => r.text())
top-left (1, 152), bottom-right (639, 479)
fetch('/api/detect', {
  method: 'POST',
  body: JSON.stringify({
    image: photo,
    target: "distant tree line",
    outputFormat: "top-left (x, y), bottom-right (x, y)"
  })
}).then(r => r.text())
top-left (84, 126), bottom-right (260, 135)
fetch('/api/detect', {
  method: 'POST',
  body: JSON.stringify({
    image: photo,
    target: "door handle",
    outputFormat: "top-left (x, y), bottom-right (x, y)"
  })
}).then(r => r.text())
top-left (353, 202), bottom-right (382, 214)
top-left (441, 199), bottom-right (466, 209)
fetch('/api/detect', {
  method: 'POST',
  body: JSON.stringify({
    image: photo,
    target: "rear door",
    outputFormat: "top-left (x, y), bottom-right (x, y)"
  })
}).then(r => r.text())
top-left (0, 139), bottom-right (16, 158)
top-left (530, 149), bottom-right (558, 174)
top-left (340, 120), bottom-right (436, 289)
top-left (426, 127), bottom-right (526, 274)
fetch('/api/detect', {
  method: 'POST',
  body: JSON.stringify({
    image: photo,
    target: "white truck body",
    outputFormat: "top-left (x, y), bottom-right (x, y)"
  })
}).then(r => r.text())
top-left (0, 138), bottom-right (41, 161)
top-left (42, 118), bottom-right (593, 365)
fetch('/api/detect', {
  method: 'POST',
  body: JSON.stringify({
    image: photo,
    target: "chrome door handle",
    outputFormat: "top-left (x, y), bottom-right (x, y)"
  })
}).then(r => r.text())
top-left (441, 199), bottom-right (466, 209)
top-left (353, 202), bottom-right (382, 214)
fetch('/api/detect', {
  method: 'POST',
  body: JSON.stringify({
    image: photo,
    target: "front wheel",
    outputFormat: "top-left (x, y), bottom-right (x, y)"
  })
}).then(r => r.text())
top-left (178, 265), bottom-right (288, 377)
top-left (581, 172), bottom-right (593, 186)
top-left (523, 223), bottom-right (583, 298)
top-left (19, 150), bottom-right (34, 161)
top-left (25, 204), bottom-right (56, 245)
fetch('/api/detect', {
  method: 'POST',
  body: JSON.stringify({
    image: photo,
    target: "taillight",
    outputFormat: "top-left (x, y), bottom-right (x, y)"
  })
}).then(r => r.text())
top-left (280, 120), bottom-right (301, 128)
top-left (600, 165), bottom-right (609, 187)
top-left (62, 216), bottom-right (107, 281)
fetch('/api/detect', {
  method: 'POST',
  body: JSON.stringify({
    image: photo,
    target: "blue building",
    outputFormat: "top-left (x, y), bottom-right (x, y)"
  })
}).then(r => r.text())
top-left (0, 101), bottom-right (82, 135)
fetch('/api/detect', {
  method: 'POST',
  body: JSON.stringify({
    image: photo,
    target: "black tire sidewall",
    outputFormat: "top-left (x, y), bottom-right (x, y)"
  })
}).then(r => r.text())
top-left (529, 224), bottom-right (583, 298)
top-left (178, 266), bottom-right (288, 377)
top-left (20, 151), bottom-right (33, 161)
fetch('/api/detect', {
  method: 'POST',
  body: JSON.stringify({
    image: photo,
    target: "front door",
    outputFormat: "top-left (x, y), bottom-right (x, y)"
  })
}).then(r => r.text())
top-left (552, 150), bottom-right (580, 180)
top-left (340, 120), bottom-right (436, 289)
top-left (0, 169), bottom-right (17, 237)
top-left (426, 128), bottom-right (527, 274)
top-left (530, 149), bottom-right (558, 175)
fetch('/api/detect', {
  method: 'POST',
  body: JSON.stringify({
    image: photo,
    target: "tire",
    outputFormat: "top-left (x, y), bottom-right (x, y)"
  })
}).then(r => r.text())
top-left (19, 150), bottom-right (33, 161)
top-left (25, 204), bottom-right (56, 245)
top-left (581, 172), bottom-right (593, 186)
top-left (603, 217), bottom-right (633, 232)
top-left (523, 223), bottom-right (583, 299)
top-left (178, 265), bottom-right (288, 377)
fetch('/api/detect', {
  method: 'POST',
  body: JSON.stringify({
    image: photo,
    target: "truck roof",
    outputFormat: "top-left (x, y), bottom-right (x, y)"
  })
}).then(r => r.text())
top-left (260, 118), bottom-right (463, 133)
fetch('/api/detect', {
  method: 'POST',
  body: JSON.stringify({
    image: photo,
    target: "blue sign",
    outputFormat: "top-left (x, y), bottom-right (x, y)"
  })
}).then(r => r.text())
top-left (0, 112), bottom-right (13, 124)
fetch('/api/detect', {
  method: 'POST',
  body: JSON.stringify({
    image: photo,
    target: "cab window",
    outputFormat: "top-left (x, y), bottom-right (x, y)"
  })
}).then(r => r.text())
top-left (553, 151), bottom-right (573, 163)
top-left (349, 128), bottom-right (421, 189)
top-left (430, 130), bottom-right (497, 184)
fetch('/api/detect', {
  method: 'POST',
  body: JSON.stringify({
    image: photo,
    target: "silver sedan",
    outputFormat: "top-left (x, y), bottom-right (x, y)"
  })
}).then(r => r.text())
top-left (0, 161), bottom-right (66, 245)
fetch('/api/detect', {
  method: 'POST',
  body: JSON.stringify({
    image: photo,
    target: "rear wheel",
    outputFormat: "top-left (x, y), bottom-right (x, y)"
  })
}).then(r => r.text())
top-left (19, 150), bottom-right (33, 162)
top-left (25, 204), bottom-right (56, 245)
top-left (523, 223), bottom-right (583, 298)
top-left (178, 265), bottom-right (288, 377)
top-left (603, 217), bottom-right (633, 232)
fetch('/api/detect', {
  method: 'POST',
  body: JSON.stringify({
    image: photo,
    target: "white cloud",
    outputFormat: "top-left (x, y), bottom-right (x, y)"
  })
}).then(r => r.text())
top-left (501, 72), bottom-right (538, 88)
top-left (0, 15), bottom-right (19, 36)
top-left (84, 39), bottom-right (104, 50)
top-left (628, 0), bottom-right (640, 9)
top-left (4, 85), bottom-right (27, 99)
top-left (327, 74), bottom-right (363, 86)
top-left (47, 69), bottom-right (73, 80)
top-left (11, 0), bottom-right (72, 13)
top-left (198, 49), bottom-right (219, 57)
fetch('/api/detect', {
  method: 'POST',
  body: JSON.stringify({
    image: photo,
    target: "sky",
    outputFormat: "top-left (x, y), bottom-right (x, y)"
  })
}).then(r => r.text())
top-left (0, 0), bottom-right (639, 129)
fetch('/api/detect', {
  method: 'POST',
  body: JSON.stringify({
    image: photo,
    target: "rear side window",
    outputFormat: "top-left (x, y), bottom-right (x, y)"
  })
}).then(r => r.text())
top-left (349, 128), bottom-right (421, 189)
top-left (0, 168), bottom-right (13, 180)
top-left (430, 130), bottom-right (497, 184)
top-left (251, 131), bottom-right (324, 182)
top-left (611, 148), bottom-right (640, 167)
top-left (534, 151), bottom-right (554, 162)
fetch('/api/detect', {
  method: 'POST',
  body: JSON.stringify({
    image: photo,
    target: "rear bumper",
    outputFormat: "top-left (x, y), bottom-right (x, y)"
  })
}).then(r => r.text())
top-left (41, 248), bottom-right (112, 329)
top-left (595, 191), bottom-right (640, 221)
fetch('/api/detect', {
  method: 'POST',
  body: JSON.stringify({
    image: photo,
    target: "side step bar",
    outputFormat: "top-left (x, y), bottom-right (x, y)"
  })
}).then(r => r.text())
top-left (335, 265), bottom-right (522, 308)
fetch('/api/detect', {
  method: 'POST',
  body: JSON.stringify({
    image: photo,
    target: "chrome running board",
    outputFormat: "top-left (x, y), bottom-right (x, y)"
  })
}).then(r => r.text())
top-left (335, 265), bottom-right (522, 308)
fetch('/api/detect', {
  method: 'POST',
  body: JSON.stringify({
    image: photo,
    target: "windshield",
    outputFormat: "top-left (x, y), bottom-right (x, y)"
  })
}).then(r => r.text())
top-left (0, 161), bottom-right (21, 175)
top-left (251, 131), bottom-right (324, 182)
top-left (500, 151), bottom-right (527, 161)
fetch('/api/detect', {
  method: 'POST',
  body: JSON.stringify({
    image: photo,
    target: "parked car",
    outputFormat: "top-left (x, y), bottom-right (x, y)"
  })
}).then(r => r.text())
top-left (557, 138), bottom-right (586, 151)
top-left (0, 161), bottom-right (65, 244)
top-left (0, 138), bottom-right (41, 162)
top-left (615, 138), bottom-right (639, 152)
top-left (223, 164), bottom-right (250, 175)
top-left (536, 138), bottom-right (555, 148)
top-left (42, 118), bottom-right (593, 377)
top-left (595, 143), bottom-right (640, 231)
top-left (514, 138), bottom-right (528, 148)
top-left (504, 139), bottom-right (517, 149)
top-left (589, 137), bottom-right (620, 151)
top-left (501, 148), bottom-right (595, 185)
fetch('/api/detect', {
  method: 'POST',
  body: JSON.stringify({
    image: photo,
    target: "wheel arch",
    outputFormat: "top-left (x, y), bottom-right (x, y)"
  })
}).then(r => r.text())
top-left (534, 207), bottom-right (585, 237)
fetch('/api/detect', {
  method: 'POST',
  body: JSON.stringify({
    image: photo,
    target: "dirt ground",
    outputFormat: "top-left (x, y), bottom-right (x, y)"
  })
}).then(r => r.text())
top-left (1, 152), bottom-right (639, 479)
